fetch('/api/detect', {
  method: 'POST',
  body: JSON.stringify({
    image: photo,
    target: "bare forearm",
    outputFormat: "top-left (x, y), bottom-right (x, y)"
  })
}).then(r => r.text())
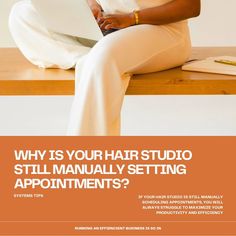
top-left (88, 0), bottom-right (100, 8)
top-left (137, 0), bottom-right (201, 25)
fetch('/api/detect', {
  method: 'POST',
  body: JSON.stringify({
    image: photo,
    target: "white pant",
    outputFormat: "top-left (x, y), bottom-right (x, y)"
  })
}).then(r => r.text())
top-left (9, 0), bottom-right (192, 136)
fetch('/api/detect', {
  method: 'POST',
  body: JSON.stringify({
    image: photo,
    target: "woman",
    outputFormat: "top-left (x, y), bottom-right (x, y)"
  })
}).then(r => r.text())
top-left (9, 0), bottom-right (201, 136)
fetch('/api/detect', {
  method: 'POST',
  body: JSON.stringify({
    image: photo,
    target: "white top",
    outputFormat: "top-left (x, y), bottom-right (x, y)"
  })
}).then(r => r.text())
top-left (97, 0), bottom-right (172, 14)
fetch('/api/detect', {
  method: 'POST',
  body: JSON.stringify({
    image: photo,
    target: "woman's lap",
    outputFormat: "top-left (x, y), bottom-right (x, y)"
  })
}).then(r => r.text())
top-left (84, 23), bottom-right (191, 76)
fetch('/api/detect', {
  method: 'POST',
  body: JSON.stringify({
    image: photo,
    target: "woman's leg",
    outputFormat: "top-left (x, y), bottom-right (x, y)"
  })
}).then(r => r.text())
top-left (67, 23), bottom-right (191, 136)
top-left (9, 0), bottom-right (91, 69)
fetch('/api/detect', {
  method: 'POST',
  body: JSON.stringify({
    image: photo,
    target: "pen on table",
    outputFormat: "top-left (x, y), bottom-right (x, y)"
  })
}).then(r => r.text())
top-left (214, 59), bottom-right (236, 67)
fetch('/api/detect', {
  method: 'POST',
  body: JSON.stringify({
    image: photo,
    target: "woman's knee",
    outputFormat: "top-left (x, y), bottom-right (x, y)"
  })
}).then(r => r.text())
top-left (9, 0), bottom-right (35, 34)
top-left (91, 35), bottom-right (122, 62)
top-left (75, 43), bottom-right (120, 86)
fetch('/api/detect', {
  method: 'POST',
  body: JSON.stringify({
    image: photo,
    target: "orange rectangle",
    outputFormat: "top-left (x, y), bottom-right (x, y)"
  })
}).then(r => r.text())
top-left (0, 137), bottom-right (235, 235)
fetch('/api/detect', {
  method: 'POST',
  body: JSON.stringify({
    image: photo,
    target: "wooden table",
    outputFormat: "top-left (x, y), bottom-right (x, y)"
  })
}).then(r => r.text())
top-left (0, 47), bottom-right (236, 95)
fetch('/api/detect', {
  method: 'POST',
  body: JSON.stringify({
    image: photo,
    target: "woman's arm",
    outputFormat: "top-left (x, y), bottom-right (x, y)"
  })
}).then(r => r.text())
top-left (88, 0), bottom-right (102, 19)
top-left (87, 0), bottom-right (100, 9)
top-left (138, 0), bottom-right (201, 25)
top-left (99, 0), bottom-right (201, 30)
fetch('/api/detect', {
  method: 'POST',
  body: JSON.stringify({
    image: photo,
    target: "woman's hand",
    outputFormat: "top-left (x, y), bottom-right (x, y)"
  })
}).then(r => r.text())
top-left (90, 4), bottom-right (103, 20)
top-left (98, 13), bottom-right (135, 30)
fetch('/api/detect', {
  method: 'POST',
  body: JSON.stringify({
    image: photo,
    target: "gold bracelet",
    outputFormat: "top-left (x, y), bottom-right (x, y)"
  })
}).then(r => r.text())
top-left (133, 10), bottom-right (139, 25)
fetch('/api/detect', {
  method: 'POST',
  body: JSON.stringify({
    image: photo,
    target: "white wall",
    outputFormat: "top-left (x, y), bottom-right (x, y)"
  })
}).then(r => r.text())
top-left (190, 0), bottom-right (236, 46)
top-left (0, 0), bottom-right (18, 47)
top-left (0, 0), bottom-right (236, 135)
top-left (1, 96), bottom-right (235, 136)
